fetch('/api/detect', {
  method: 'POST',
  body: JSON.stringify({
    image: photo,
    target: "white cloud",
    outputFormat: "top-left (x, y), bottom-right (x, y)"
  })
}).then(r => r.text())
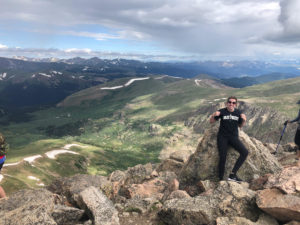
top-left (267, 0), bottom-right (300, 42)
top-left (63, 31), bottom-right (121, 41)
top-left (0, 44), bottom-right (8, 49)
top-left (64, 48), bottom-right (92, 54)
top-left (2, 0), bottom-right (300, 60)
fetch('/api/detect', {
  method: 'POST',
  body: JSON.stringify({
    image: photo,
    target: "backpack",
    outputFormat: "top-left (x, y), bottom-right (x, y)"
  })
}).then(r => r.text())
top-left (0, 133), bottom-right (7, 156)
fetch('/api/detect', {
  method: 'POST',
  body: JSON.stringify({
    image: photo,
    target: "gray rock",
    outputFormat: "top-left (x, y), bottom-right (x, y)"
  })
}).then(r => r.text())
top-left (256, 188), bottom-right (300, 223)
top-left (48, 174), bottom-right (112, 204)
top-left (156, 159), bottom-right (184, 176)
top-left (216, 213), bottom-right (279, 225)
top-left (0, 188), bottom-right (57, 225)
top-left (124, 196), bottom-right (160, 214)
top-left (52, 204), bottom-right (85, 225)
top-left (124, 163), bottom-right (154, 185)
top-left (109, 170), bottom-right (126, 182)
top-left (158, 181), bottom-right (260, 225)
top-left (169, 150), bottom-right (192, 163)
top-left (76, 186), bottom-right (120, 225)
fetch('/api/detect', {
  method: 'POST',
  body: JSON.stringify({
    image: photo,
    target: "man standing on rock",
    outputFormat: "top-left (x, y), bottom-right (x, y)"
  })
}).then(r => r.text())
top-left (210, 96), bottom-right (248, 182)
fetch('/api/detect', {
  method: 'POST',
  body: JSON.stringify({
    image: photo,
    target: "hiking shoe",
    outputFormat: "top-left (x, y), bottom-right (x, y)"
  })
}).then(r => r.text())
top-left (228, 174), bottom-right (243, 182)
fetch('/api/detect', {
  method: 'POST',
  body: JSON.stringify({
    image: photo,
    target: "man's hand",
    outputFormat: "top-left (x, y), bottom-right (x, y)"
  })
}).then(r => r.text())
top-left (240, 113), bottom-right (246, 121)
top-left (284, 120), bottom-right (289, 126)
top-left (210, 111), bottom-right (220, 124)
top-left (239, 113), bottom-right (247, 127)
top-left (214, 111), bottom-right (221, 117)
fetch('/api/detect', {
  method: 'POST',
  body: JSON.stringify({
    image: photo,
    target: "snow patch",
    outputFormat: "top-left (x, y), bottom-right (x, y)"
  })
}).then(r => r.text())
top-left (39, 73), bottom-right (51, 78)
top-left (155, 75), bottom-right (167, 79)
top-left (45, 150), bottom-right (79, 159)
top-left (64, 144), bottom-right (86, 149)
top-left (28, 176), bottom-right (40, 181)
top-left (101, 77), bottom-right (150, 90)
top-left (169, 76), bottom-right (182, 79)
top-left (24, 155), bottom-right (42, 164)
top-left (124, 77), bottom-right (149, 86)
top-left (195, 79), bottom-right (202, 86)
top-left (3, 143), bottom-right (85, 169)
top-left (101, 85), bottom-right (123, 90)
top-left (51, 71), bottom-right (62, 75)
top-left (4, 162), bottom-right (20, 167)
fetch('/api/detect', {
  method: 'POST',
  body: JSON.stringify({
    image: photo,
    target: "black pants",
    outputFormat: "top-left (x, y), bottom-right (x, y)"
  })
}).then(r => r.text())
top-left (217, 134), bottom-right (248, 180)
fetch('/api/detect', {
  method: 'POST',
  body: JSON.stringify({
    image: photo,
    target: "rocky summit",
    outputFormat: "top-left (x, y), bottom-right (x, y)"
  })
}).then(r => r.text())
top-left (0, 128), bottom-right (300, 225)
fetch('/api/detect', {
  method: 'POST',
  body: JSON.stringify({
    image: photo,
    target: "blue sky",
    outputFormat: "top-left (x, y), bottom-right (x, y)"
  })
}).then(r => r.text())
top-left (1, 0), bottom-right (300, 61)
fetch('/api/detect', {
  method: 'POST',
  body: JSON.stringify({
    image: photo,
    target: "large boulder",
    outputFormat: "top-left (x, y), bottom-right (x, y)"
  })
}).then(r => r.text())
top-left (264, 166), bottom-right (300, 194)
top-left (179, 127), bottom-right (282, 184)
top-left (216, 213), bottom-right (279, 225)
top-left (0, 188), bottom-right (88, 225)
top-left (76, 186), bottom-right (120, 225)
top-left (124, 178), bottom-right (168, 200)
top-left (52, 205), bottom-right (85, 225)
top-left (256, 188), bottom-right (300, 223)
top-left (158, 181), bottom-right (260, 225)
top-left (123, 163), bottom-right (155, 185)
top-left (48, 174), bottom-right (112, 204)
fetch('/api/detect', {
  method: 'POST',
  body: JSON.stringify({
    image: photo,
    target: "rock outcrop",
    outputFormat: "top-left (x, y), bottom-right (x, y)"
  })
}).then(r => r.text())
top-left (179, 126), bottom-right (282, 185)
top-left (77, 186), bottom-right (119, 225)
top-left (158, 181), bottom-right (259, 225)
top-left (0, 188), bottom-right (85, 225)
top-left (256, 188), bottom-right (300, 222)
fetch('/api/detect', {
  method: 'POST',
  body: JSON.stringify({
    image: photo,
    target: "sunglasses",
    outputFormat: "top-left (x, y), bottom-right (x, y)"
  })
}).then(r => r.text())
top-left (227, 101), bottom-right (237, 105)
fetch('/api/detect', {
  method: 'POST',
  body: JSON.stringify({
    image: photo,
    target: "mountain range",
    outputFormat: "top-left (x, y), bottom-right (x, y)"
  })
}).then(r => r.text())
top-left (1, 56), bottom-right (300, 113)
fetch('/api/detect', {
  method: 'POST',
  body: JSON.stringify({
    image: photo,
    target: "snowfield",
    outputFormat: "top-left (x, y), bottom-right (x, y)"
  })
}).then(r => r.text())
top-left (24, 155), bottom-right (42, 164)
top-left (45, 149), bottom-right (79, 159)
top-left (101, 77), bottom-right (150, 90)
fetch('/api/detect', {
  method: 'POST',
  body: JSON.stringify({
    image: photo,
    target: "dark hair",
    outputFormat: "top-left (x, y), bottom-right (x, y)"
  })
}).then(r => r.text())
top-left (297, 100), bottom-right (300, 104)
top-left (227, 96), bottom-right (237, 103)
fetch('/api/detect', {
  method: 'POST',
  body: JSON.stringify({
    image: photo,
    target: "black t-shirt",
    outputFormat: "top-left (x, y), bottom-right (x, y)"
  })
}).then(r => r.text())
top-left (215, 108), bottom-right (244, 137)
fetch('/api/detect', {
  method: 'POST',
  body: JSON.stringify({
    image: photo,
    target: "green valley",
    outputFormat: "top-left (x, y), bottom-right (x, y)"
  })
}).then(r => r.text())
top-left (1, 75), bottom-right (300, 194)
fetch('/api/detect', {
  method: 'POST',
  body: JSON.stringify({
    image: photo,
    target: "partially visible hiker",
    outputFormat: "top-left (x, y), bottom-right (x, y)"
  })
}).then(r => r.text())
top-left (284, 106), bottom-right (300, 160)
top-left (210, 96), bottom-right (248, 182)
top-left (0, 186), bottom-right (6, 199)
top-left (0, 133), bottom-right (7, 198)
